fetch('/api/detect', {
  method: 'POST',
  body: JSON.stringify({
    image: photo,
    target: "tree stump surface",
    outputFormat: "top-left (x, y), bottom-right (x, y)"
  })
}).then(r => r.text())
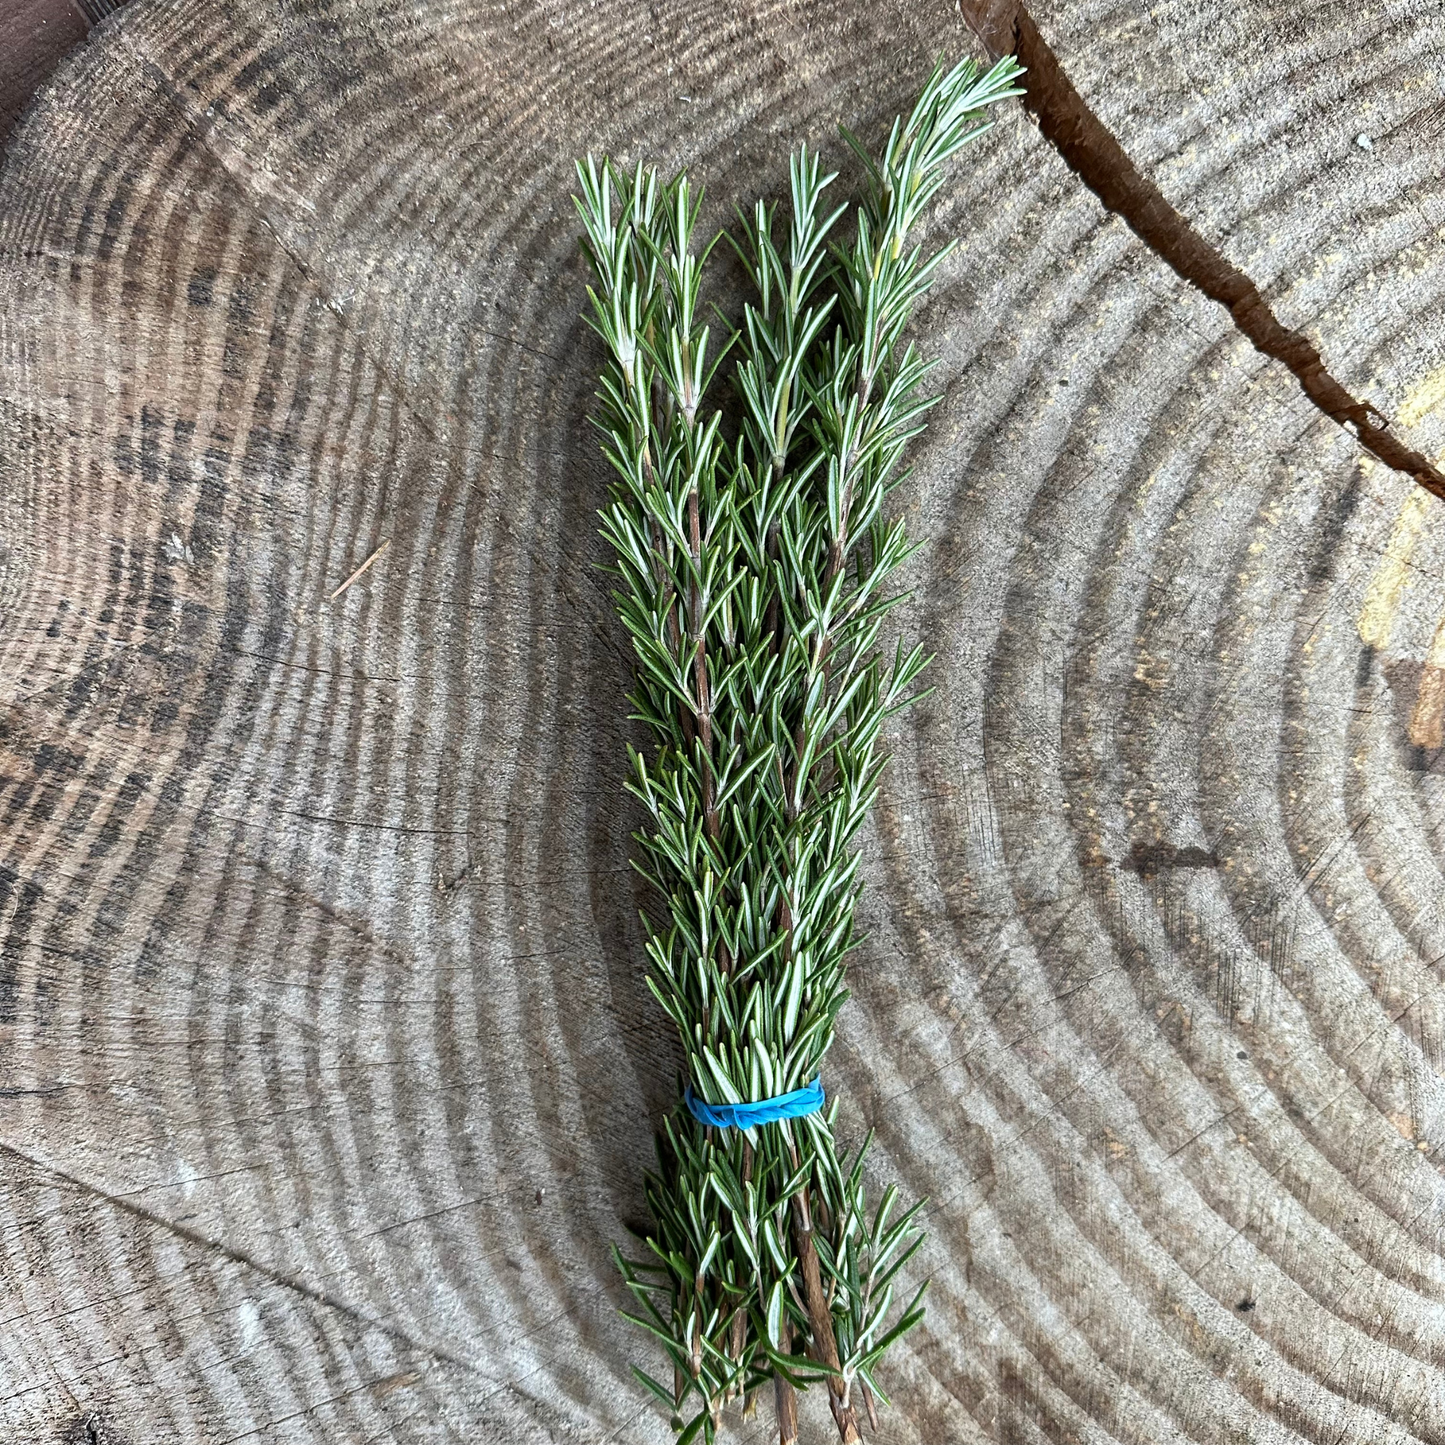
top-left (3, 1), bottom-right (1445, 1440)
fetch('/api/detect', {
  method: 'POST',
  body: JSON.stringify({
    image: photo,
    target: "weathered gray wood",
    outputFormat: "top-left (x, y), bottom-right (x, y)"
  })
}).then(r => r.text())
top-left (2, 0), bottom-right (1445, 1440)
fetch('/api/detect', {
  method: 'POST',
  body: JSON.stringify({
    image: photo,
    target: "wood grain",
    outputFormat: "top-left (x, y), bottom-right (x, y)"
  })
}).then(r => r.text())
top-left (3, 1), bottom-right (1445, 1440)
top-left (0, 0), bottom-right (91, 146)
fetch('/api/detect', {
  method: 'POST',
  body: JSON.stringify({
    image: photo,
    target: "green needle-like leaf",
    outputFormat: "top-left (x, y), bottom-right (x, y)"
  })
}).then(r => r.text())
top-left (574, 52), bottom-right (1023, 1442)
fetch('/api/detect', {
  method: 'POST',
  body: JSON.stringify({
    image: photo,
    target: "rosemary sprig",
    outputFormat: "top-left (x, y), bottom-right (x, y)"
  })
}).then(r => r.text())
top-left (577, 54), bottom-right (1024, 1445)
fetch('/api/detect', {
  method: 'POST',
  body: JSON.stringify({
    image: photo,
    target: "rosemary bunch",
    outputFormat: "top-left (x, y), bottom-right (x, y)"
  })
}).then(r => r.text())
top-left (577, 55), bottom-right (1023, 1445)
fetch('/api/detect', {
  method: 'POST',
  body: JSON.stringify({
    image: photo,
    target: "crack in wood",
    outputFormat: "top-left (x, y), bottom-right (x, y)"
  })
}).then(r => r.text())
top-left (0, 1139), bottom-right (491, 1384)
top-left (962, 1), bottom-right (1445, 501)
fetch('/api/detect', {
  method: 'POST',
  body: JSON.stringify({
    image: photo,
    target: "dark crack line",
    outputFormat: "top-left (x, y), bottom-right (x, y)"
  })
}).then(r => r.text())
top-left (0, 1139), bottom-right (493, 1383)
top-left (962, 1), bottom-right (1445, 501)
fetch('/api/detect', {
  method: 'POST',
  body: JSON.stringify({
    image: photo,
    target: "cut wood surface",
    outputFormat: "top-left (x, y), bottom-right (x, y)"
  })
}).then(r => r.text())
top-left (3, 0), bottom-right (1445, 1440)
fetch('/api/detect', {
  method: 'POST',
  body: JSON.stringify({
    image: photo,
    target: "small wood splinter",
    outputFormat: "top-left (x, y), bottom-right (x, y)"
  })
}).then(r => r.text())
top-left (326, 538), bottom-right (391, 602)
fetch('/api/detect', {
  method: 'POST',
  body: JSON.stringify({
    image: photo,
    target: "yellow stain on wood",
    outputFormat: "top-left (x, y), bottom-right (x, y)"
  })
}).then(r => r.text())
top-left (1399, 362), bottom-right (1445, 428)
top-left (369, 1370), bottom-right (421, 1398)
top-left (1358, 489), bottom-right (1431, 650)
top-left (1410, 665), bottom-right (1445, 748)
top-left (1409, 611), bottom-right (1445, 747)
top-left (1387, 1109), bottom-right (1418, 1141)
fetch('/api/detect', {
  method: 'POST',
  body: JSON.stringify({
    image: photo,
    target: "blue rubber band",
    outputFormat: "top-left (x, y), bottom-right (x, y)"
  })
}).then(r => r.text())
top-left (684, 1077), bottom-right (824, 1130)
